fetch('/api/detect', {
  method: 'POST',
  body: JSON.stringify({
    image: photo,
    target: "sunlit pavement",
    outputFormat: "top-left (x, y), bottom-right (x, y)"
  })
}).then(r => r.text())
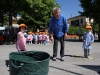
top-left (0, 41), bottom-right (100, 75)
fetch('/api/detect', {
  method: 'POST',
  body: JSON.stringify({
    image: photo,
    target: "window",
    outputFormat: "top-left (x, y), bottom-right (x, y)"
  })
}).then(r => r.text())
top-left (71, 20), bottom-right (79, 26)
top-left (80, 19), bottom-right (83, 23)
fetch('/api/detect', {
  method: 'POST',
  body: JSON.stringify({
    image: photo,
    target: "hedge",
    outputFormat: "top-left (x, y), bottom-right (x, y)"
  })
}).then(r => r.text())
top-left (68, 26), bottom-right (86, 34)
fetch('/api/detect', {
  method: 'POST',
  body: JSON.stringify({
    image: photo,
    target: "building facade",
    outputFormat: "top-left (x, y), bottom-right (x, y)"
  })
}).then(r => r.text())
top-left (67, 15), bottom-right (93, 26)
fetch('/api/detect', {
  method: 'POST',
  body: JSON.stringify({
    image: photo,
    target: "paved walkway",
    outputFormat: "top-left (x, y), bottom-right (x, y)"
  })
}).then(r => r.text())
top-left (0, 41), bottom-right (100, 75)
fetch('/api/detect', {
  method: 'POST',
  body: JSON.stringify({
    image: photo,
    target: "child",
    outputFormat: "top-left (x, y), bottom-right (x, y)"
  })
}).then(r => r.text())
top-left (16, 24), bottom-right (28, 52)
top-left (32, 32), bottom-right (35, 44)
top-left (26, 31), bottom-right (33, 44)
top-left (82, 25), bottom-right (94, 58)
top-left (38, 32), bottom-right (43, 44)
top-left (34, 32), bottom-right (39, 44)
top-left (46, 33), bottom-right (50, 44)
top-left (42, 32), bottom-right (47, 45)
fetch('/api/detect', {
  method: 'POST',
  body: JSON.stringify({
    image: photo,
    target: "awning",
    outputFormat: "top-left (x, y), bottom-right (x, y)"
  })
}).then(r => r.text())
top-left (12, 24), bottom-right (19, 28)
top-left (0, 27), bottom-right (5, 30)
top-left (5, 24), bottom-right (19, 29)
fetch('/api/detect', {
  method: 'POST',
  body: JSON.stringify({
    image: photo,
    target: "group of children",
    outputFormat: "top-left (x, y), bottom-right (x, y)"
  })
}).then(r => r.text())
top-left (26, 31), bottom-right (50, 45)
top-left (16, 23), bottom-right (94, 59)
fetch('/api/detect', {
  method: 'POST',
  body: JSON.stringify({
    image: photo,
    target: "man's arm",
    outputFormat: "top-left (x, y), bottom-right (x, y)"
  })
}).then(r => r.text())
top-left (49, 17), bottom-right (54, 42)
top-left (63, 17), bottom-right (69, 38)
top-left (49, 17), bottom-right (53, 34)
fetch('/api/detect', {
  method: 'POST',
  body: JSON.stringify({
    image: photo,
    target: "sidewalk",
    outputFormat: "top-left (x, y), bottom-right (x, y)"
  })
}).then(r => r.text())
top-left (0, 41), bottom-right (100, 75)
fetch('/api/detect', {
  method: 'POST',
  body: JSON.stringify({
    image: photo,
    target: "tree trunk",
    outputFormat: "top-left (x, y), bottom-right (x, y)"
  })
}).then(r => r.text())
top-left (8, 10), bottom-right (13, 44)
top-left (0, 13), bottom-right (4, 26)
top-left (98, 24), bottom-right (100, 42)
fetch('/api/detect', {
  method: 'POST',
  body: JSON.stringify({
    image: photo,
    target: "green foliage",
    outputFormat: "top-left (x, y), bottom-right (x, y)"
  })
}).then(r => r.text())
top-left (68, 26), bottom-right (85, 34)
top-left (81, 27), bottom-right (86, 34)
top-left (0, 0), bottom-right (31, 26)
top-left (18, 0), bottom-right (59, 27)
top-left (0, 0), bottom-right (59, 28)
top-left (79, 0), bottom-right (100, 41)
top-left (93, 23), bottom-right (99, 33)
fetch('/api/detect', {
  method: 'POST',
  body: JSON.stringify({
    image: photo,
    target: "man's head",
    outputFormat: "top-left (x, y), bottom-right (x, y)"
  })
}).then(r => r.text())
top-left (53, 7), bottom-right (61, 19)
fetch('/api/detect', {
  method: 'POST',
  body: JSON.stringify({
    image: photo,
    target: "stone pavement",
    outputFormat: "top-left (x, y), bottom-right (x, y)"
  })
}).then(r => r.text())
top-left (0, 41), bottom-right (100, 75)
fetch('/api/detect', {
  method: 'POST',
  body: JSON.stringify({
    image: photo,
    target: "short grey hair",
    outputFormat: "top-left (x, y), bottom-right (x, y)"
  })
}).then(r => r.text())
top-left (53, 7), bottom-right (61, 13)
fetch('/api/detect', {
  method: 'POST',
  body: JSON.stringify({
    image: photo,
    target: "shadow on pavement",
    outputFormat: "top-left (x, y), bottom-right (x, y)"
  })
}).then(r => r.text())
top-left (0, 42), bottom-right (5, 45)
top-left (77, 65), bottom-right (100, 74)
top-left (50, 56), bottom-right (64, 61)
top-left (5, 60), bottom-right (9, 67)
top-left (49, 65), bottom-right (82, 75)
top-left (64, 54), bottom-right (84, 58)
top-left (0, 42), bottom-right (15, 45)
top-left (50, 55), bottom-right (84, 61)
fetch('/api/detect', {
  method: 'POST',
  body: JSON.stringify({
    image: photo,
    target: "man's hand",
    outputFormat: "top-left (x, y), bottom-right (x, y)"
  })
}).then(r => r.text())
top-left (64, 33), bottom-right (67, 38)
top-left (49, 33), bottom-right (54, 42)
top-left (51, 36), bottom-right (54, 42)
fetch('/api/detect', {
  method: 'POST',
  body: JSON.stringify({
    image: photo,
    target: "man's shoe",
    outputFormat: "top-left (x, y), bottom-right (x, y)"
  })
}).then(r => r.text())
top-left (52, 57), bottom-right (56, 61)
top-left (61, 57), bottom-right (64, 61)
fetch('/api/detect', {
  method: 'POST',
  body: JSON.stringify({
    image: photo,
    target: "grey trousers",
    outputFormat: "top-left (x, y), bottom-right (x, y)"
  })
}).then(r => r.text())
top-left (53, 35), bottom-right (65, 58)
top-left (84, 49), bottom-right (90, 58)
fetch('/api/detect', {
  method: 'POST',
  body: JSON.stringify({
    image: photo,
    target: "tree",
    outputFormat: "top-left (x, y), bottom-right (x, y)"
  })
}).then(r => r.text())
top-left (18, 0), bottom-right (59, 31)
top-left (79, 0), bottom-right (100, 41)
top-left (0, 0), bottom-right (59, 31)
top-left (0, 0), bottom-right (31, 26)
top-left (0, 0), bottom-right (59, 44)
top-left (0, 0), bottom-right (31, 44)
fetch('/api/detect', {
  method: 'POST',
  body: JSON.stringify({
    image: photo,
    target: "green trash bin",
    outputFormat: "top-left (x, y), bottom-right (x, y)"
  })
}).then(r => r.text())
top-left (9, 51), bottom-right (50, 75)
